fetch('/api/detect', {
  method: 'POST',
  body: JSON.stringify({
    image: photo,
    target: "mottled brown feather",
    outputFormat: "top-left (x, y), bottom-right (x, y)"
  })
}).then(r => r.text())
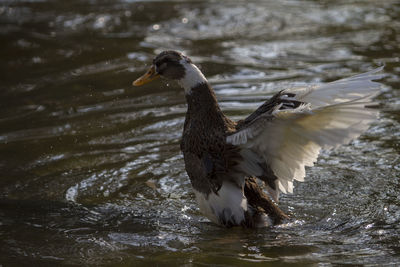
top-left (180, 82), bottom-right (239, 194)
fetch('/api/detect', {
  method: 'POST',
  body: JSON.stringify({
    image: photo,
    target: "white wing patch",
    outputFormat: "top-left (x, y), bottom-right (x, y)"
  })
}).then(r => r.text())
top-left (227, 67), bottom-right (384, 198)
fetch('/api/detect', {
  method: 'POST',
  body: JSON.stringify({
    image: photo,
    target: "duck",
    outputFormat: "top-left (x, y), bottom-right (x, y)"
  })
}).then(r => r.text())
top-left (133, 50), bottom-right (383, 228)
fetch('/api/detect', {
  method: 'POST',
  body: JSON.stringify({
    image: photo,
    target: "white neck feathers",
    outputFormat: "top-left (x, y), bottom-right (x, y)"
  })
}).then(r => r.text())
top-left (178, 59), bottom-right (208, 94)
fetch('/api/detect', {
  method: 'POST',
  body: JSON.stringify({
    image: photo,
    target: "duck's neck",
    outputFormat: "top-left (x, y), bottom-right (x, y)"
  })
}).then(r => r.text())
top-left (178, 61), bottom-right (208, 95)
top-left (178, 62), bottom-right (222, 118)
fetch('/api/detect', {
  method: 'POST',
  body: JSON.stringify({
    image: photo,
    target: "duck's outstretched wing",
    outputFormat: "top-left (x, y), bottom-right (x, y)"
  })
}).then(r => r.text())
top-left (227, 67), bottom-right (384, 202)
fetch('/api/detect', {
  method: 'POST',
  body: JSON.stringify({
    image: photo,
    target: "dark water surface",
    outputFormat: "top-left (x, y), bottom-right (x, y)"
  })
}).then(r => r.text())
top-left (1, 0), bottom-right (399, 266)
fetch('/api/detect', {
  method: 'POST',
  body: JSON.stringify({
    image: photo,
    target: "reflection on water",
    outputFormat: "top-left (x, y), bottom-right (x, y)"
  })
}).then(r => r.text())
top-left (0, 0), bottom-right (399, 265)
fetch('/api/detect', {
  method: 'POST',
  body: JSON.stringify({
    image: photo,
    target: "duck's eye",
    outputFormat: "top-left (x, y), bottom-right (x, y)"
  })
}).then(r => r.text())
top-left (155, 62), bottom-right (167, 73)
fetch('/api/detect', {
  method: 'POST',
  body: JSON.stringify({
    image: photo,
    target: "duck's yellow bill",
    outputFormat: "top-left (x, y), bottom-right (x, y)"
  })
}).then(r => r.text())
top-left (132, 65), bottom-right (160, 86)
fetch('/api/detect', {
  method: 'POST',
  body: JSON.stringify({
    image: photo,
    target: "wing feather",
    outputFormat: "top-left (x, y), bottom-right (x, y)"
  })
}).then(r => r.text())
top-left (290, 66), bottom-right (384, 108)
top-left (227, 67), bottom-right (384, 199)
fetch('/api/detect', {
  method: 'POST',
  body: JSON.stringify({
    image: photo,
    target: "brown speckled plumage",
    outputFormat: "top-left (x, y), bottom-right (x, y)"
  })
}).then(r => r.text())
top-left (181, 82), bottom-right (240, 194)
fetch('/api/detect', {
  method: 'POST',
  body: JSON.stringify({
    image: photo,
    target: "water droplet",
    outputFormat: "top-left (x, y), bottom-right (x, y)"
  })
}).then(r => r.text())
top-left (32, 57), bottom-right (42, 63)
top-left (365, 223), bottom-right (374, 229)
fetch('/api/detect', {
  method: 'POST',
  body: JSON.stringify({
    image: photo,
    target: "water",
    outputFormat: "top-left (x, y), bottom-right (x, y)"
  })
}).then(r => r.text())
top-left (0, 0), bottom-right (399, 265)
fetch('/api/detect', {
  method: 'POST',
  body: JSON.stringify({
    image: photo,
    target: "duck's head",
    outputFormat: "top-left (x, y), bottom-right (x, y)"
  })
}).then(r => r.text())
top-left (133, 50), bottom-right (190, 86)
top-left (133, 50), bottom-right (207, 93)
